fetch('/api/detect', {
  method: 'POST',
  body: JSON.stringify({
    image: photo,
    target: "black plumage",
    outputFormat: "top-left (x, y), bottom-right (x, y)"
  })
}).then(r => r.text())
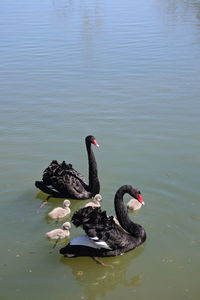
top-left (60, 185), bottom-right (146, 258)
top-left (35, 135), bottom-right (100, 200)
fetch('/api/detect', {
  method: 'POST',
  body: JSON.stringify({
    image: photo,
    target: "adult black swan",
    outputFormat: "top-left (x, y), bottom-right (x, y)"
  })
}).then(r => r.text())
top-left (60, 185), bottom-right (146, 266)
top-left (35, 135), bottom-right (100, 203)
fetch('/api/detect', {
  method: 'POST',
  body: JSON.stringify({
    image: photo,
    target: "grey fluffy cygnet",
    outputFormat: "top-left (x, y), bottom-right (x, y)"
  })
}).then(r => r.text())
top-left (127, 198), bottom-right (142, 211)
top-left (84, 194), bottom-right (102, 208)
top-left (46, 222), bottom-right (71, 248)
top-left (48, 199), bottom-right (71, 220)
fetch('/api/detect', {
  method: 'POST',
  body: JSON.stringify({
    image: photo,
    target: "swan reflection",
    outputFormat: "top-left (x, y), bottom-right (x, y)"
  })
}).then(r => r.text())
top-left (60, 245), bottom-right (145, 300)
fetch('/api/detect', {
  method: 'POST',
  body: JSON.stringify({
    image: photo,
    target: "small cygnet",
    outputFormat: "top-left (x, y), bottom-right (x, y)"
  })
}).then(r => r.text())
top-left (127, 198), bottom-right (142, 211)
top-left (84, 194), bottom-right (102, 208)
top-left (46, 222), bottom-right (71, 248)
top-left (48, 199), bottom-right (71, 220)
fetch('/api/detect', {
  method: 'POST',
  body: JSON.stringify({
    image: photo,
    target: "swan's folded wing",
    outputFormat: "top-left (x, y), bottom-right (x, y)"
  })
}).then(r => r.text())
top-left (59, 174), bottom-right (92, 199)
top-left (64, 173), bottom-right (88, 193)
top-left (72, 206), bottom-right (131, 251)
top-left (42, 164), bottom-right (89, 198)
top-left (43, 160), bottom-right (72, 183)
top-left (69, 235), bottom-right (112, 250)
top-left (65, 169), bottom-right (88, 186)
top-left (42, 160), bottom-right (88, 187)
top-left (86, 223), bottom-right (129, 250)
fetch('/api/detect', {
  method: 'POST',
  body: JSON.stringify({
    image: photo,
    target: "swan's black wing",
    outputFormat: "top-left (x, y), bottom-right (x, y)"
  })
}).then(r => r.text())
top-left (36, 160), bottom-right (92, 199)
top-left (42, 160), bottom-right (88, 186)
top-left (72, 207), bottom-right (132, 251)
top-left (55, 173), bottom-right (92, 199)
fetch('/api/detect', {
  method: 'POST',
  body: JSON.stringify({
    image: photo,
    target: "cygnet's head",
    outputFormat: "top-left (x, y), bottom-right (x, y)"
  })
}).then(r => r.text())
top-left (63, 199), bottom-right (71, 208)
top-left (94, 194), bottom-right (102, 202)
top-left (62, 222), bottom-right (71, 230)
top-left (127, 198), bottom-right (142, 211)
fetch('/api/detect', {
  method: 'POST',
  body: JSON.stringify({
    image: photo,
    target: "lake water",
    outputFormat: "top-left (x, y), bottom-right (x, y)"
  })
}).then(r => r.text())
top-left (0, 0), bottom-right (200, 299)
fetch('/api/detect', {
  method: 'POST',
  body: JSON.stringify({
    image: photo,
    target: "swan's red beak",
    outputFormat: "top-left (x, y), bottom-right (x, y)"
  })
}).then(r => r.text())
top-left (93, 139), bottom-right (99, 147)
top-left (137, 194), bottom-right (145, 205)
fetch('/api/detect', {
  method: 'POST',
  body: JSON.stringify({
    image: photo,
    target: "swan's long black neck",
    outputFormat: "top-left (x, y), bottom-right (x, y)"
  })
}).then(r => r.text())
top-left (114, 185), bottom-right (146, 239)
top-left (86, 139), bottom-right (100, 196)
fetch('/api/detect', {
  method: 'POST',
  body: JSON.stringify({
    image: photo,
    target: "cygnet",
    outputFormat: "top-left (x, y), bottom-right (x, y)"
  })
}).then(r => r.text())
top-left (46, 222), bottom-right (71, 248)
top-left (84, 194), bottom-right (102, 208)
top-left (48, 199), bottom-right (71, 220)
top-left (127, 198), bottom-right (142, 211)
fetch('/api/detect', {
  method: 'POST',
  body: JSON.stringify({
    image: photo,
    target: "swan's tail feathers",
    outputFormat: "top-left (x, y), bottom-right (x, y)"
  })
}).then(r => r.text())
top-left (35, 181), bottom-right (51, 193)
top-left (71, 207), bottom-right (115, 241)
top-left (35, 181), bottom-right (45, 189)
top-left (35, 181), bottom-right (59, 196)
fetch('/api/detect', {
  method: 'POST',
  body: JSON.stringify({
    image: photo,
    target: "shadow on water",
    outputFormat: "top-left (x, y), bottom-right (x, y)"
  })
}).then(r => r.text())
top-left (59, 245), bottom-right (146, 300)
top-left (35, 191), bottom-right (93, 211)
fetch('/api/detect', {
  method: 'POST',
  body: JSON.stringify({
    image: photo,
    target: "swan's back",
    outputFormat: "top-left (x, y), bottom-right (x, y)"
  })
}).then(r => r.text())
top-left (71, 206), bottom-right (136, 251)
top-left (60, 185), bottom-right (146, 258)
top-left (35, 135), bottom-right (100, 200)
top-left (43, 160), bottom-right (88, 188)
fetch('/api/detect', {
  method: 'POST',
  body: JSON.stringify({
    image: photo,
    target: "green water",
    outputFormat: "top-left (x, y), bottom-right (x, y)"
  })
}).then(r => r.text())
top-left (0, 0), bottom-right (200, 299)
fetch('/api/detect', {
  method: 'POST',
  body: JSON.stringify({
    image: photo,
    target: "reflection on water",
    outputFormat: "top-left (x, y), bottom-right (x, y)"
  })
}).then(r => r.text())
top-left (51, 0), bottom-right (103, 63)
top-left (51, 0), bottom-right (74, 22)
top-left (80, 1), bottom-right (103, 63)
top-left (60, 246), bottom-right (145, 300)
top-left (164, 0), bottom-right (200, 22)
top-left (36, 191), bottom-right (91, 213)
top-left (0, 0), bottom-right (200, 299)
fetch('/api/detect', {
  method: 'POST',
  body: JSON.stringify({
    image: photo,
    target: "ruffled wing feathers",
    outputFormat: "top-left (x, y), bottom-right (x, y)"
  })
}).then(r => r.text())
top-left (71, 207), bottom-right (129, 250)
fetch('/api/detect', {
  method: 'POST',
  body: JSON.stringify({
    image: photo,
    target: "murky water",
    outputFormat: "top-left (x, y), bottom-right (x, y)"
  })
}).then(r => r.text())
top-left (0, 0), bottom-right (200, 299)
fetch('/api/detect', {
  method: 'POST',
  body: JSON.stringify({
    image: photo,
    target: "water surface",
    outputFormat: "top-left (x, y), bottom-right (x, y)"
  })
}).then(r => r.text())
top-left (0, 0), bottom-right (200, 299)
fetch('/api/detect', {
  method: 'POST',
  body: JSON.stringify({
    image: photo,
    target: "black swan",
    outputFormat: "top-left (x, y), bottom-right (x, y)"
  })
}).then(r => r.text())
top-left (60, 185), bottom-right (146, 266)
top-left (35, 135), bottom-right (100, 203)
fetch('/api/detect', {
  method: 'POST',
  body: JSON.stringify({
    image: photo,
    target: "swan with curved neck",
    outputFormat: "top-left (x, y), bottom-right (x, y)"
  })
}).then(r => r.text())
top-left (35, 135), bottom-right (100, 203)
top-left (60, 185), bottom-right (146, 264)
